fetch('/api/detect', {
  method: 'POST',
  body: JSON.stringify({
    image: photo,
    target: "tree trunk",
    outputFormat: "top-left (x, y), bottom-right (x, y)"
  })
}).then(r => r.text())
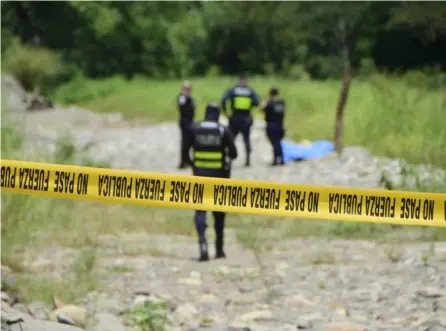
top-left (334, 17), bottom-right (352, 154)
top-left (334, 67), bottom-right (352, 153)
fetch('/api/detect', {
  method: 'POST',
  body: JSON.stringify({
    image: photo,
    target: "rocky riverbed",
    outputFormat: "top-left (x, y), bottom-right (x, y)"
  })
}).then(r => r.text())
top-left (2, 78), bottom-right (446, 331)
top-left (2, 232), bottom-right (446, 331)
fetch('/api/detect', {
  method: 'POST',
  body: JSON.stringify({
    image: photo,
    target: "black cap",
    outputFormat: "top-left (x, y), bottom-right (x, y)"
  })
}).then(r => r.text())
top-left (269, 87), bottom-right (279, 96)
top-left (205, 103), bottom-right (220, 122)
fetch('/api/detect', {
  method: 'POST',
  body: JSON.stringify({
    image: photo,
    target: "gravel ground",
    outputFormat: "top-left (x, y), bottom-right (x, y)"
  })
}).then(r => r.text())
top-left (18, 106), bottom-right (445, 189)
top-left (2, 106), bottom-right (445, 331)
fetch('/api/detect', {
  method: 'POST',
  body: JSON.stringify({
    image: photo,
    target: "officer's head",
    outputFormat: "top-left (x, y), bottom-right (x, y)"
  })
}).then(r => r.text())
top-left (182, 80), bottom-right (192, 95)
top-left (269, 87), bottom-right (279, 98)
top-left (238, 73), bottom-right (248, 86)
top-left (204, 103), bottom-right (220, 122)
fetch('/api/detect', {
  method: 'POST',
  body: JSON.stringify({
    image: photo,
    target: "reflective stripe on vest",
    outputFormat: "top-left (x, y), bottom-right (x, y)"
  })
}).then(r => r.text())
top-left (194, 151), bottom-right (222, 159)
top-left (234, 96), bottom-right (252, 111)
top-left (194, 151), bottom-right (223, 169)
top-left (194, 161), bottom-right (223, 169)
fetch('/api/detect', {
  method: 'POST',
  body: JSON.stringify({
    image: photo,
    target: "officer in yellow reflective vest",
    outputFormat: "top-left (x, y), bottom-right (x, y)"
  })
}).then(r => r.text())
top-left (186, 103), bottom-right (238, 261)
top-left (220, 74), bottom-right (260, 167)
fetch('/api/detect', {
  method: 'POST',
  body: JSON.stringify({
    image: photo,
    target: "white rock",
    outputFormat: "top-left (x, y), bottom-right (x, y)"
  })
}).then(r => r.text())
top-left (174, 303), bottom-right (199, 324)
top-left (1, 292), bottom-right (11, 303)
top-left (284, 295), bottom-right (316, 306)
top-left (92, 312), bottom-right (126, 331)
top-left (190, 271), bottom-right (201, 279)
top-left (237, 310), bottom-right (273, 322)
top-left (199, 293), bottom-right (218, 304)
top-left (132, 295), bottom-right (150, 308)
top-left (178, 278), bottom-right (202, 286)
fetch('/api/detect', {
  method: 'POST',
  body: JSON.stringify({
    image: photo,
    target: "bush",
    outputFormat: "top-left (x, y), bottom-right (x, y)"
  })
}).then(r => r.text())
top-left (357, 57), bottom-right (378, 77)
top-left (205, 65), bottom-right (222, 77)
top-left (284, 63), bottom-right (311, 80)
top-left (401, 69), bottom-right (446, 91)
top-left (52, 74), bottom-right (127, 105)
top-left (1, 37), bottom-right (66, 92)
top-left (305, 55), bottom-right (343, 79)
top-left (402, 70), bottom-right (427, 89)
top-left (263, 62), bottom-right (276, 76)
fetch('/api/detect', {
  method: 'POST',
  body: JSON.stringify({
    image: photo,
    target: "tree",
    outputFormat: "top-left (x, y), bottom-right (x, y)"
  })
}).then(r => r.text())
top-left (387, 1), bottom-right (446, 41)
top-left (297, 2), bottom-right (375, 152)
top-left (333, 3), bottom-right (375, 153)
top-left (1, 1), bottom-right (444, 83)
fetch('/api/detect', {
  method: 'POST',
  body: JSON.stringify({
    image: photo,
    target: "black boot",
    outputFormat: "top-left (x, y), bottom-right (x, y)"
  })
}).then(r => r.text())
top-left (245, 154), bottom-right (251, 167)
top-left (272, 160), bottom-right (284, 166)
top-left (215, 235), bottom-right (226, 259)
top-left (198, 240), bottom-right (209, 262)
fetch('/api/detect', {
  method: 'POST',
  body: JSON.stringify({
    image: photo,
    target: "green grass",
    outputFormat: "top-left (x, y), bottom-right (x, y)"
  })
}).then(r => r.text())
top-left (53, 74), bottom-right (446, 167)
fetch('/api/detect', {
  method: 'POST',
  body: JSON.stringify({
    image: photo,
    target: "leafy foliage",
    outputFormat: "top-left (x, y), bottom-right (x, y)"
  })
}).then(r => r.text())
top-left (1, 37), bottom-right (65, 91)
top-left (1, 1), bottom-right (445, 88)
top-left (130, 301), bottom-right (172, 331)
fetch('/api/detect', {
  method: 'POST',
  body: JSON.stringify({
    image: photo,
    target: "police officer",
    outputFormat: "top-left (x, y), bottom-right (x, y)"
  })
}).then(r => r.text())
top-left (220, 74), bottom-right (260, 167)
top-left (186, 103), bottom-right (238, 261)
top-left (261, 87), bottom-right (285, 166)
top-left (177, 80), bottom-right (196, 169)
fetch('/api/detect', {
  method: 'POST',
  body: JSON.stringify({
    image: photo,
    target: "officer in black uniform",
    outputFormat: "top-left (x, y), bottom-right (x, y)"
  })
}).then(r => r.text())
top-left (220, 74), bottom-right (260, 167)
top-left (186, 103), bottom-right (238, 261)
top-left (177, 80), bottom-right (195, 169)
top-left (261, 87), bottom-right (285, 166)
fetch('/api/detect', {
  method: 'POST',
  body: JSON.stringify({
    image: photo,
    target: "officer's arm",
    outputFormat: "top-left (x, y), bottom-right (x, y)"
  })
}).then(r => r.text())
top-left (260, 100), bottom-right (268, 112)
top-left (177, 95), bottom-right (184, 113)
top-left (220, 89), bottom-right (231, 115)
top-left (223, 127), bottom-right (238, 160)
top-left (251, 90), bottom-right (260, 107)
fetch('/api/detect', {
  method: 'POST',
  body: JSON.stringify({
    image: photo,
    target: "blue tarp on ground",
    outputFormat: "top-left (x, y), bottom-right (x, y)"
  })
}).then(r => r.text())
top-left (282, 140), bottom-right (335, 164)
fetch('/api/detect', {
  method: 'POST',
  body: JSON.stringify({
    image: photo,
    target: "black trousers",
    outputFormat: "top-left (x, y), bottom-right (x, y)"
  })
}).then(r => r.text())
top-left (179, 118), bottom-right (192, 165)
top-left (266, 122), bottom-right (285, 163)
top-left (193, 168), bottom-right (228, 247)
top-left (229, 114), bottom-right (253, 156)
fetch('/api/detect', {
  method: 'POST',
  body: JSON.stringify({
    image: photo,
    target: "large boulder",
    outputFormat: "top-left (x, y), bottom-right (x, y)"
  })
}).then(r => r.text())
top-left (1, 302), bottom-right (84, 331)
top-left (1, 74), bottom-right (27, 111)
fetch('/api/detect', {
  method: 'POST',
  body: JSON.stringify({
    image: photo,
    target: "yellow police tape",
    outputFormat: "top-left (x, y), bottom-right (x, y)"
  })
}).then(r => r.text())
top-left (1, 159), bottom-right (446, 227)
